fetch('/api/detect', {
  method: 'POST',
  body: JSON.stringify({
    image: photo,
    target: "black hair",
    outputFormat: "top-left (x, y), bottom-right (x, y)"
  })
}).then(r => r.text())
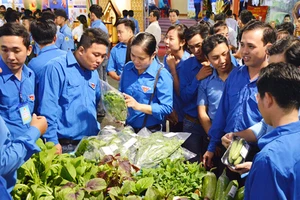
top-left (150, 10), bottom-right (160, 20)
top-left (24, 9), bottom-right (32, 17)
top-left (21, 15), bottom-right (34, 21)
top-left (268, 36), bottom-right (300, 67)
top-left (240, 20), bottom-right (276, 45)
top-left (5, 10), bottom-right (20, 22)
top-left (40, 11), bottom-right (55, 21)
top-left (0, 22), bottom-right (30, 48)
top-left (185, 23), bottom-right (210, 42)
top-left (205, 10), bottom-right (212, 18)
top-left (30, 19), bottom-right (56, 45)
top-left (166, 24), bottom-right (188, 50)
top-left (128, 10), bottom-right (134, 17)
top-left (122, 10), bottom-right (128, 17)
top-left (116, 18), bottom-right (135, 33)
top-left (214, 13), bottom-right (226, 22)
top-left (0, 5), bottom-right (6, 10)
top-left (202, 34), bottom-right (229, 57)
top-left (239, 10), bottom-right (253, 25)
top-left (276, 22), bottom-right (294, 35)
top-left (78, 28), bottom-right (109, 49)
top-left (77, 15), bottom-right (88, 30)
top-left (226, 10), bottom-right (233, 17)
top-left (257, 62), bottom-right (300, 110)
top-left (34, 9), bottom-right (41, 18)
top-left (131, 32), bottom-right (156, 56)
top-left (125, 36), bottom-right (134, 63)
top-left (89, 4), bottom-right (103, 19)
top-left (284, 14), bottom-right (291, 19)
top-left (169, 9), bottom-right (179, 16)
top-left (210, 21), bottom-right (228, 35)
top-left (54, 9), bottom-right (68, 20)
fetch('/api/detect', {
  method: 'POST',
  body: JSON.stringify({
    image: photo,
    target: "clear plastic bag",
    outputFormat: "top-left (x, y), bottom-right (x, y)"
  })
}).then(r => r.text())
top-left (221, 137), bottom-right (250, 169)
top-left (100, 80), bottom-right (127, 122)
top-left (134, 129), bottom-right (192, 168)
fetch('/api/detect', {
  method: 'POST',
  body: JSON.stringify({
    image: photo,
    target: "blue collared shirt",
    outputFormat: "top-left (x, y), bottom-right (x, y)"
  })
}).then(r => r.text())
top-left (120, 59), bottom-right (173, 128)
top-left (91, 19), bottom-right (108, 34)
top-left (245, 121), bottom-right (300, 200)
top-left (129, 17), bottom-right (140, 35)
top-left (0, 176), bottom-right (12, 200)
top-left (106, 42), bottom-right (127, 75)
top-left (179, 56), bottom-right (203, 118)
top-left (197, 55), bottom-right (238, 120)
top-left (37, 51), bottom-right (101, 144)
top-left (164, 51), bottom-right (190, 122)
top-left (197, 69), bottom-right (225, 121)
top-left (0, 115), bottom-right (40, 193)
top-left (58, 24), bottom-right (74, 51)
top-left (207, 65), bottom-right (262, 152)
top-left (0, 58), bottom-right (35, 139)
top-left (28, 44), bottom-right (67, 82)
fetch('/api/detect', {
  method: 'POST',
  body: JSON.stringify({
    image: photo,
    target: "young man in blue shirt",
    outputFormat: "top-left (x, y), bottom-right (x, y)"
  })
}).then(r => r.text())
top-left (128, 10), bottom-right (140, 35)
top-left (89, 4), bottom-right (108, 34)
top-left (0, 23), bottom-right (36, 139)
top-left (244, 62), bottom-right (300, 199)
top-left (203, 20), bottom-right (276, 168)
top-left (107, 19), bottom-right (134, 81)
top-left (37, 28), bottom-right (110, 154)
top-left (54, 9), bottom-right (74, 51)
top-left (28, 19), bottom-right (67, 82)
top-left (179, 23), bottom-right (212, 162)
top-left (0, 113), bottom-right (47, 195)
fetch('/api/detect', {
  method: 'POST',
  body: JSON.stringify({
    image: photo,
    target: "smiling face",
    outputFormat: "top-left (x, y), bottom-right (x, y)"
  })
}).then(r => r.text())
top-left (164, 29), bottom-right (184, 53)
top-left (77, 43), bottom-right (107, 71)
top-left (0, 36), bottom-right (32, 74)
top-left (207, 42), bottom-right (232, 73)
top-left (240, 29), bottom-right (268, 69)
top-left (130, 45), bottom-right (155, 74)
top-left (187, 34), bottom-right (204, 61)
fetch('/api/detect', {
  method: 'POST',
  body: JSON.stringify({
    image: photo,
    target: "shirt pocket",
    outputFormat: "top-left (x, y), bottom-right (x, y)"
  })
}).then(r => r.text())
top-left (66, 79), bottom-right (81, 104)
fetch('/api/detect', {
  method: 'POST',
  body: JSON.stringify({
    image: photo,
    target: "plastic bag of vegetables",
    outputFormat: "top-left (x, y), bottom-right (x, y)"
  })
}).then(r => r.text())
top-left (100, 80), bottom-right (127, 122)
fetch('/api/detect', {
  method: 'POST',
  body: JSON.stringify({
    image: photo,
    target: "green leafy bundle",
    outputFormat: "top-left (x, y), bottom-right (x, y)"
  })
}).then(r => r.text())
top-left (103, 91), bottom-right (127, 121)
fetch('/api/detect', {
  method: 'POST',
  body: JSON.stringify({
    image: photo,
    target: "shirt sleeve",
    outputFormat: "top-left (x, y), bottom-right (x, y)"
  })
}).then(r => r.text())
top-left (245, 154), bottom-right (285, 200)
top-left (248, 119), bottom-right (269, 140)
top-left (197, 80), bottom-right (207, 106)
top-left (179, 62), bottom-right (200, 103)
top-left (207, 79), bottom-right (230, 152)
top-left (37, 63), bottom-right (64, 145)
top-left (0, 126), bottom-right (40, 177)
top-left (151, 69), bottom-right (173, 120)
top-left (106, 48), bottom-right (117, 73)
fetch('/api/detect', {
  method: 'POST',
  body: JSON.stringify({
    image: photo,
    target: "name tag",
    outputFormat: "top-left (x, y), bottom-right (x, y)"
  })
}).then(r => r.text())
top-left (19, 103), bottom-right (32, 124)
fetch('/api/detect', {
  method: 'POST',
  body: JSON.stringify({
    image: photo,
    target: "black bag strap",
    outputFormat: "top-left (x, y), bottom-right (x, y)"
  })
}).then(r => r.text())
top-left (142, 65), bottom-right (164, 128)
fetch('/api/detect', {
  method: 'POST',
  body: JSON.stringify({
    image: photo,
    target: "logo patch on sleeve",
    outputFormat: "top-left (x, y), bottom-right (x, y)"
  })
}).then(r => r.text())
top-left (141, 86), bottom-right (151, 93)
top-left (65, 36), bottom-right (69, 41)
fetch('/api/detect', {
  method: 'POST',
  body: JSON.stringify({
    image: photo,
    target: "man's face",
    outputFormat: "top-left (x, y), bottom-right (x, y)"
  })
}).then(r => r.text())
top-left (284, 16), bottom-right (291, 23)
top-left (78, 43), bottom-right (107, 71)
top-left (90, 12), bottom-right (96, 22)
top-left (215, 26), bottom-right (229, 40)
top-left (22, 19), bottom-right (30, 32)
top-left (207, 42), bottom-right (231, 73)
top-left (0, 36), bottom-right (32, 74)
top-left (169, 12), bottom-right (178, 24)
top-left (55, 16), bottom-right (64, 26)
top-left (240, 29), bottom-right (268, 68)
top-left (117, 23), bottom-right (133, 44)
top-left (187, 34), bottom-right (204, 61)
top-left (148, 12), bottom-right (156, 23)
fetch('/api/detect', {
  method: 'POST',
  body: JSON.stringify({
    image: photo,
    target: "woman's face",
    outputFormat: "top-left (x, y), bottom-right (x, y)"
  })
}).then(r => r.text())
top-left (164, 29), bottom-right (184, 53)
top-left (130, 45), bottom-right (155, 73)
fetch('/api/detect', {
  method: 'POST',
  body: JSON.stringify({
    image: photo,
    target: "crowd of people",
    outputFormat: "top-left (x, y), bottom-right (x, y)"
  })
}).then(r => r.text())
top-left (0, 2), bottom-right (300, 199)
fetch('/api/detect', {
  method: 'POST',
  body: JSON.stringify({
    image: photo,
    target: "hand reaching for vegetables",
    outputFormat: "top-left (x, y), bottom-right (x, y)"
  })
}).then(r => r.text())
top-left (30, 113), bottom-right (48, 136)
top-left (55, 143), bottom-right (62, 155)
top-left (203, 151), bottom-right (214, 168)
top-left (123, 93), bottom-right (140, 111)
top-left (222, 132), bottom-right (234, 149)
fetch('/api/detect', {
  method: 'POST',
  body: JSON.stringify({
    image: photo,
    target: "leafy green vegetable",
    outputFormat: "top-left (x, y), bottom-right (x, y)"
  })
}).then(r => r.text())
top-left (103, 91), bottom-right (127, 121)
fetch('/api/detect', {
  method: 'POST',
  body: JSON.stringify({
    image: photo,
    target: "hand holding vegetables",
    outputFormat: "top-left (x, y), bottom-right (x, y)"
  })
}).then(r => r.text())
top-left (222, 132), bottom-right (234, 149)
top-left (123, 93), bottom-right (140, 110)
top-left (203, 151), bottom-right (214, 168)
top-left (229, 162), bottom-right (252, 175)
top-left (30, 114), bottom-right (48, 136)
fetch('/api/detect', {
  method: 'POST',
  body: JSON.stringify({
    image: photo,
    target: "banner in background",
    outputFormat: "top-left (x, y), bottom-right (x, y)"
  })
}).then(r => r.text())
top-left (247, 6), bottom-right (268, 22)
top-left (187, 0), bottom-right (195, 18)
top-left (68, 0), bottom-right (88, 22)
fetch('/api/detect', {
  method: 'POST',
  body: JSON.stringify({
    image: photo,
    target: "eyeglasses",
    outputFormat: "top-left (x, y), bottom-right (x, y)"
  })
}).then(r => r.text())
top-left (188, 42), bottom-right (202, 50)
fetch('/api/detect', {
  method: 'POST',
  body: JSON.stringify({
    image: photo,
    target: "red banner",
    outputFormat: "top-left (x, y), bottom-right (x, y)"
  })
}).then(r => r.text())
top-left (247, 6), bottom-right (269, 22)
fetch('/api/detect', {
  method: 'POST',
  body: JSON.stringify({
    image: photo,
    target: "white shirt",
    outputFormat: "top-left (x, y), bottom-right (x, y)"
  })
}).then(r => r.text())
top-left (72, 24), bottom-right (84, 41)
top-left (145, 21), bottom-right (161, 50)
top-left (228, 26), bottom-right (237, 49)
top-left (226, 18), bottom-right (238, 33)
